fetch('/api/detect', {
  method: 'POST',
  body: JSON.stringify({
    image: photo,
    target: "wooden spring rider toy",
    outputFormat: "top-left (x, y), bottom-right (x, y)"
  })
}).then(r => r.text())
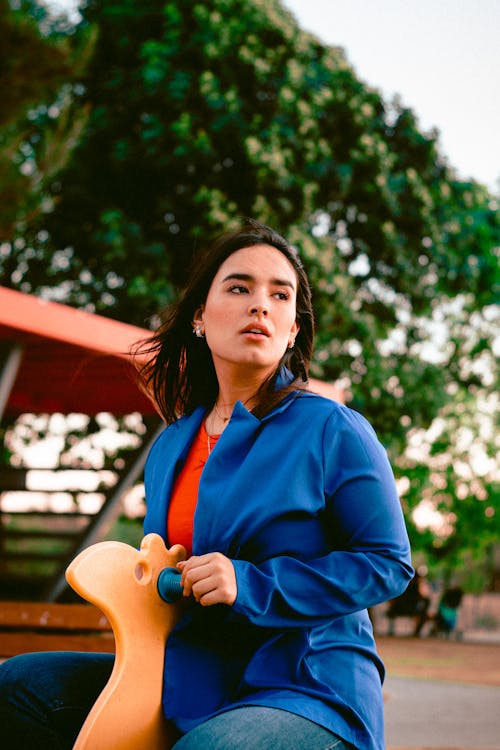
top-left (65, 533), bottom-right (186, 750)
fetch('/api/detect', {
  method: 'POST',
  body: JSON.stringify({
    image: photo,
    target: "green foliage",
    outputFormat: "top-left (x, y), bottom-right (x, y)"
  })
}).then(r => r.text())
top-left (0, 0), bottom-right (71, 129)
top-left (0, 0), bottom-right (94, 239)
top-left (1, 0), bottom-right (498, 587)
top-left (395, 379), bottom-right (499, 586)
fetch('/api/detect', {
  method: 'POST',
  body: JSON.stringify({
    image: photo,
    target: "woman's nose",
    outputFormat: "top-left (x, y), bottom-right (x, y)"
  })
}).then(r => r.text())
top-left (250, 303), bottom-right (268, 316)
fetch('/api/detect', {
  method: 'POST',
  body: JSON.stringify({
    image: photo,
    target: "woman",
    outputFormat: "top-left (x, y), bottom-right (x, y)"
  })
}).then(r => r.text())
top-left (0, 219), bottom-right (413, 750)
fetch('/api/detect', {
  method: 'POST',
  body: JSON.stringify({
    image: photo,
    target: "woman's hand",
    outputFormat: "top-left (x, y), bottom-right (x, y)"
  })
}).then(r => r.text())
top-left (177, 552), bottom-right (237, 606)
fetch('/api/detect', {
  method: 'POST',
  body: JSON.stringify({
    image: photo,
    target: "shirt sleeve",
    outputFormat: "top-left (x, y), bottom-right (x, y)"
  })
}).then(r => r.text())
top-left (231, 407), bottom-right (414, 628)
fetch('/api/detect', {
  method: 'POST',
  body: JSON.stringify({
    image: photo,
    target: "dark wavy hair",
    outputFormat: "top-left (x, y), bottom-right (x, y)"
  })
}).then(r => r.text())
top-left (134, 219), bottom-right (315, 423)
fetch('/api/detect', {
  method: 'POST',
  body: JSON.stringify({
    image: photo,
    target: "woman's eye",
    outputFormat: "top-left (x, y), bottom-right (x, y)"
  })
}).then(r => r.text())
top-left (273, 291), bottom-right (290, 300)
top-left (228, 285), bottom-right (248, 294)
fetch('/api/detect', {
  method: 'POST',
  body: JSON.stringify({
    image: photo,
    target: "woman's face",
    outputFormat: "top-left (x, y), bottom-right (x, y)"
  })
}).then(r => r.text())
top-left (195, 244), bottom-right (299, 382)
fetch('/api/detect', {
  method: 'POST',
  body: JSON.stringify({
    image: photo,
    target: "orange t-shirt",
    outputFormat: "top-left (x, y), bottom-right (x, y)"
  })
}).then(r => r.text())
top-left (166, 421), bottom-right (220, 557)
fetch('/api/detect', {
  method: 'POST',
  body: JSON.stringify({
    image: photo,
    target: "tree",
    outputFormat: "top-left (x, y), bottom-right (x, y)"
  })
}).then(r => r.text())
top-left (1, 0), bottom-right (498, 585)
top-left (8, 0), bottom-right (496, 319)
top-left (0, 0), bottom-right (92, 239)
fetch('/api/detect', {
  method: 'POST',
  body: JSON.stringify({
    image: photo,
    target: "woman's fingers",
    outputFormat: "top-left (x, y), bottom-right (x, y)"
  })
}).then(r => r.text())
top-left (177, 553), bottom-right (237, 606)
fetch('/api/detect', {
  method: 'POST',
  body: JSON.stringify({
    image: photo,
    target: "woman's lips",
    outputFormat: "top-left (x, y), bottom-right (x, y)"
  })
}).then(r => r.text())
top-left (241, 324), bottom-right (270, 337)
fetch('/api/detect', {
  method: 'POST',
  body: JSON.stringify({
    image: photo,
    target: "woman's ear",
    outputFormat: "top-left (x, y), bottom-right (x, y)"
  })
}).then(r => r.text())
top-left (192, 306), bottom-right (205, 337)
top-left (192, 305), bottom-right (205, 327)
top-left (289, 321), bottom-right (299, 346)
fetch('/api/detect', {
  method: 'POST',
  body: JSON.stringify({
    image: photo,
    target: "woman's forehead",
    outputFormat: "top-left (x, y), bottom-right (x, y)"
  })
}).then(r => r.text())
top-left (214, 244), bottom-right (298, 285)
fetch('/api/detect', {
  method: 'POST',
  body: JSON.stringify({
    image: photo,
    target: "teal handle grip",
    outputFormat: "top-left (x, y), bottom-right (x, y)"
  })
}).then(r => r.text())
top-left (157, 567), bottom-right (183, 603)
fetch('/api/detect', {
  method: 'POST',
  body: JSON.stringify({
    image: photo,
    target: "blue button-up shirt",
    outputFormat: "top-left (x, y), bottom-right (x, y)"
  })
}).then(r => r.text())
top-left (144, 386), bottom-right (413, 750)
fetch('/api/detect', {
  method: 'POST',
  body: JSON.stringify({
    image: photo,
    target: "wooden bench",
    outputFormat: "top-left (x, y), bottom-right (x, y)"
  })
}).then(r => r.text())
top-left (0, 600), bottom-right (114, 657)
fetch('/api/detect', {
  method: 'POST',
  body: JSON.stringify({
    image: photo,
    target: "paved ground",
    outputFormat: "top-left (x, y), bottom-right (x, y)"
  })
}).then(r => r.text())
top-left (384, 676), bottom-right (500, 749)
top-left (376, 636), bottom-right (500, 750)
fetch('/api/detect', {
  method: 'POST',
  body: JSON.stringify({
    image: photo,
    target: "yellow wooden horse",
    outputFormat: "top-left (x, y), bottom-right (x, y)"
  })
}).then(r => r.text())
top-left (65, 533), bottom-right (186, 750)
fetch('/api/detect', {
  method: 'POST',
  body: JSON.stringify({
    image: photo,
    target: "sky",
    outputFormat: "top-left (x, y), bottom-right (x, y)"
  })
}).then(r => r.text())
top-left (283, 0), bottom-right (500, 193)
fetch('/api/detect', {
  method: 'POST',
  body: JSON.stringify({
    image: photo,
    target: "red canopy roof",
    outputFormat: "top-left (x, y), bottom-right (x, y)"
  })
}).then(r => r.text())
top-left (0, 286), bottom-right (343, 418)
top-left (0, 286), bottom-right (156, 416)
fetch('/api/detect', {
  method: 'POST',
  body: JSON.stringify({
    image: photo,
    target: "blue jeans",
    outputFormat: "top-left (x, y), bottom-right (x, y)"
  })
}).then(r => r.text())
top-left (0, 651), bottom-right (114, 749)
top-left (0, 652), bottom-right (354, 749)
top-left (172, 707), bottom-right (352, 749)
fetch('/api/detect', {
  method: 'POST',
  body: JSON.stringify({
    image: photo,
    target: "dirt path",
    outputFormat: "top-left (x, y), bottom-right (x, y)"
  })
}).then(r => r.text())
top-left (376, 636), bottom-right (500, 687)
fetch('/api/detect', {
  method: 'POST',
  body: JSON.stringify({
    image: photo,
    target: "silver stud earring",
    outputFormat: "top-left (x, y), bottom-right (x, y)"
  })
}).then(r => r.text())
top-left (288, 338), bottom-right (295, 349)
top-left (193, 324), bottom-right (205, 338)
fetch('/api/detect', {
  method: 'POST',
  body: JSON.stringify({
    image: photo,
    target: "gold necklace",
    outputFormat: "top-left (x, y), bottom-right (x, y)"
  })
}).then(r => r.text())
top-left (214, 393), bottom-right (255, 423)
top-left (214, 402), bottom-right (231, 423)
top-left (206, 395), bottom-right (255, 454)
top-left (206, 410), bottom-right (222, 456)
